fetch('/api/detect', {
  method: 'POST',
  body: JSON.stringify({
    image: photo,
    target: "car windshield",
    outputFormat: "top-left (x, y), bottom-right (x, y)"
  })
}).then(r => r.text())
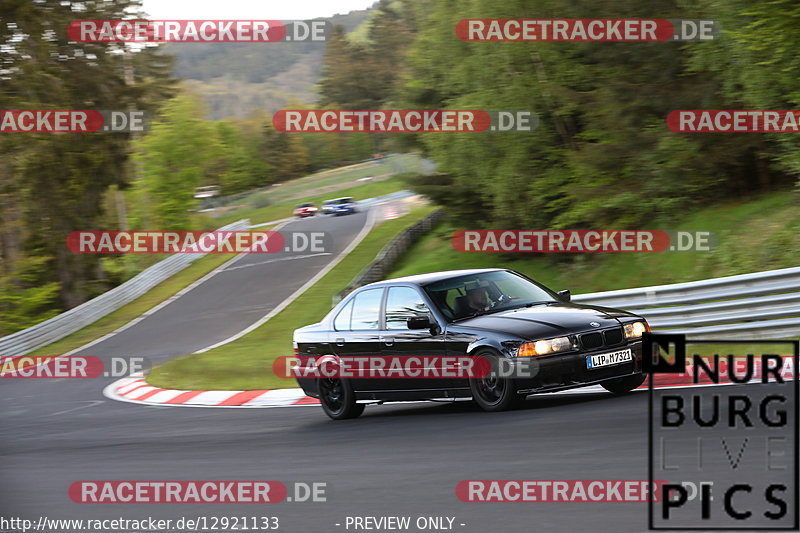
top-left (422, 270), bottom-right (558, 321)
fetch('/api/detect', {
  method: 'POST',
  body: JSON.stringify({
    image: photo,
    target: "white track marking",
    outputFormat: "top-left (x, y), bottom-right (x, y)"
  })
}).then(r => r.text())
top-left (45, 400), bottom-right (105, 417)
top-left (220, 252), bottom-right (332, 273)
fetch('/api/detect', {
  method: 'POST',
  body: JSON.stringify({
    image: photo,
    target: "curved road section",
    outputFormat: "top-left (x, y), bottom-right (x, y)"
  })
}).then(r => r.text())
top-left (0, 207), bottom-right (757, 533)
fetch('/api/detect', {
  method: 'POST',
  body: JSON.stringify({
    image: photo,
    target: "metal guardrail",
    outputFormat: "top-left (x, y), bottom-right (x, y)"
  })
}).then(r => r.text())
top-left (573, 266), bottom-right (800, 339)
top-left (0, 219), bottom-right (249, 358)
top-left (336, 209), bottom-right (444, 303)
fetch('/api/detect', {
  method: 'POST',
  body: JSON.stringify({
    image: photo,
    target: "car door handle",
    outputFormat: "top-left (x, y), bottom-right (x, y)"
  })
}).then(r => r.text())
top-left (381, 336), bottom-right (394, 346)
top-left (335, 338), bottom-right (345, 346)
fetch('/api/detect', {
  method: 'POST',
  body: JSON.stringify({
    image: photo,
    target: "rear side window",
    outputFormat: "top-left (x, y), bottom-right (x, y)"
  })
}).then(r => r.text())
top-left (385, 286), bottom-right (430, 330)
top-left (350, 288), bottom-right (383, 330)
top-left (333, 299), bottom-right (354, 331)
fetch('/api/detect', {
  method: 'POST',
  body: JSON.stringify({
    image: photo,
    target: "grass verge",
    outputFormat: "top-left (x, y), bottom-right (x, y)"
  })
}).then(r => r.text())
top-left (148, 204), bottom-right (436, 391)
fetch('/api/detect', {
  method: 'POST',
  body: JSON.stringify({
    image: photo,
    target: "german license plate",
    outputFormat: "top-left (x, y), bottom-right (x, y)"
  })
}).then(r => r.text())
top-left (586, 348), bottom-right (633, 369)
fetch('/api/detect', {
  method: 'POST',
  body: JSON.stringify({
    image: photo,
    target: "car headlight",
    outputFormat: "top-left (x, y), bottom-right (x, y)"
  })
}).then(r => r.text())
top-left (517, 336), bottom-right (573, 356)
top-left (623, 321), bottom-right (648, 340)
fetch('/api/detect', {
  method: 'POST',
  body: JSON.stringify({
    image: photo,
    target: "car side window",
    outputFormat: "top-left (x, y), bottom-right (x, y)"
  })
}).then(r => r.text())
top-left (350, 288), bottom-right (383, 330)
top-left (385, 286), bottom-right (430, 330)
top-left (333, 299), bottom-right (354, 331)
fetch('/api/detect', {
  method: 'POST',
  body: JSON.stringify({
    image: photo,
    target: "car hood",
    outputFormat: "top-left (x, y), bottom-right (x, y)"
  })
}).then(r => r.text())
top-left (452, 302), bottom-right (639, 340)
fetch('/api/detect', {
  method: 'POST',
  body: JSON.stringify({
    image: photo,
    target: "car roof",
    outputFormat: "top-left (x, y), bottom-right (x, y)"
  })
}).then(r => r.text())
top-left (360, 268), bottom-right (507, 288)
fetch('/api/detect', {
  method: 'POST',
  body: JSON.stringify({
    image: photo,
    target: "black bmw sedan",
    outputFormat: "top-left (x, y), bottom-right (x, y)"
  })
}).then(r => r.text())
top-left (293, 268), bottom-right (648, 419)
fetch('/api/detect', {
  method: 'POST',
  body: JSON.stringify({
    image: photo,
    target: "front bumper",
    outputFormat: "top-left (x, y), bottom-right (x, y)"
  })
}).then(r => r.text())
top-left (511, 341), bottom-right (643, 394)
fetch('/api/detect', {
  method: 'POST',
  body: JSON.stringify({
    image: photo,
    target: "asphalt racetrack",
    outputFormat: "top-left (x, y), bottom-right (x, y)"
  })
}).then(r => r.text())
top-left (1, 207), bottom-right (787, 533)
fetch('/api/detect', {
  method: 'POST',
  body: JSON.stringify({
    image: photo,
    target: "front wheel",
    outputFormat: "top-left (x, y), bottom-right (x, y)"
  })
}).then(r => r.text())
top-left (469, 351), bottom-right (527, 412)
top-left (601, 373), bottom-right (646, 394)
top-left (318, 377), bottom-right (364, 420)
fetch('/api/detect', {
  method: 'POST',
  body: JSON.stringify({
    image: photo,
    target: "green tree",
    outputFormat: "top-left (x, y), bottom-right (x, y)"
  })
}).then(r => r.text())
top-left (131, 91), bottom-right (220, 230)
top-left (215, 120), bottom-right (270, 194)
top-left (262, 117), bottom-right (311, 182)
top-left (400, 0), bottom-right (796, 230)
top-left (319, 1), bottom-right (416, 110)
top-left (0, 255), bottom-right (60, 334)
top-left (0, 0), bottom-right (174, 325)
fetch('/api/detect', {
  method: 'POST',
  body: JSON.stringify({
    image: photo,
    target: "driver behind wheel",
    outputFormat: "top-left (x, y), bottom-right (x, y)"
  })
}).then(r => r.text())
top-left (466, 287), bottom-right (492, 313)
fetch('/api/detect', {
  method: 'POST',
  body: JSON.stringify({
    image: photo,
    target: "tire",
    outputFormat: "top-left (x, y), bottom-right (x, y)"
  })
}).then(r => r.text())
top-left (318, 376), bottom-right (364, 420)
top-left (469, 350), bottom-right (527, 412)
top-left (601, 373), bottom-right (646, 394)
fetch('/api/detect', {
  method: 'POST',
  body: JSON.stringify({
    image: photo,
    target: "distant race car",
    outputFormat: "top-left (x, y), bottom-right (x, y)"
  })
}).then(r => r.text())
top-left (322, 197), bottom-right (357, 216)
top-left (293, 268), bottom-right (649, 419)
top-left (293, 203), bottom-right (318, 218)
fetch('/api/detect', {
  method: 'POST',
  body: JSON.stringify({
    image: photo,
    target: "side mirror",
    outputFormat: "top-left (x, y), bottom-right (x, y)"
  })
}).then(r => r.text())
top-left (556, 290), bottom-right (571, 302)
top-left (407, 316), bottom-right (432, 330)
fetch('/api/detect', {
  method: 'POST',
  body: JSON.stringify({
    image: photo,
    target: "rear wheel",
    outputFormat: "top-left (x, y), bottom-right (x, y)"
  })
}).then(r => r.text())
top-left (469, 350), bottom-right (527, 412)
top-left (318, 377), bottom-right (364, 420)
top-left (601, 373), bottom-right (646, 394)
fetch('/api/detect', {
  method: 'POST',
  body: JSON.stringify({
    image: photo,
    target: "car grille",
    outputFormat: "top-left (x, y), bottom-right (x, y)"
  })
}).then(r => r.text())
top-left (580, 332), bottom-right (603, 350)
top-left (604, 327), bottom-right (624, 346)
top-left (580, 327), bottom-right (624, 350)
